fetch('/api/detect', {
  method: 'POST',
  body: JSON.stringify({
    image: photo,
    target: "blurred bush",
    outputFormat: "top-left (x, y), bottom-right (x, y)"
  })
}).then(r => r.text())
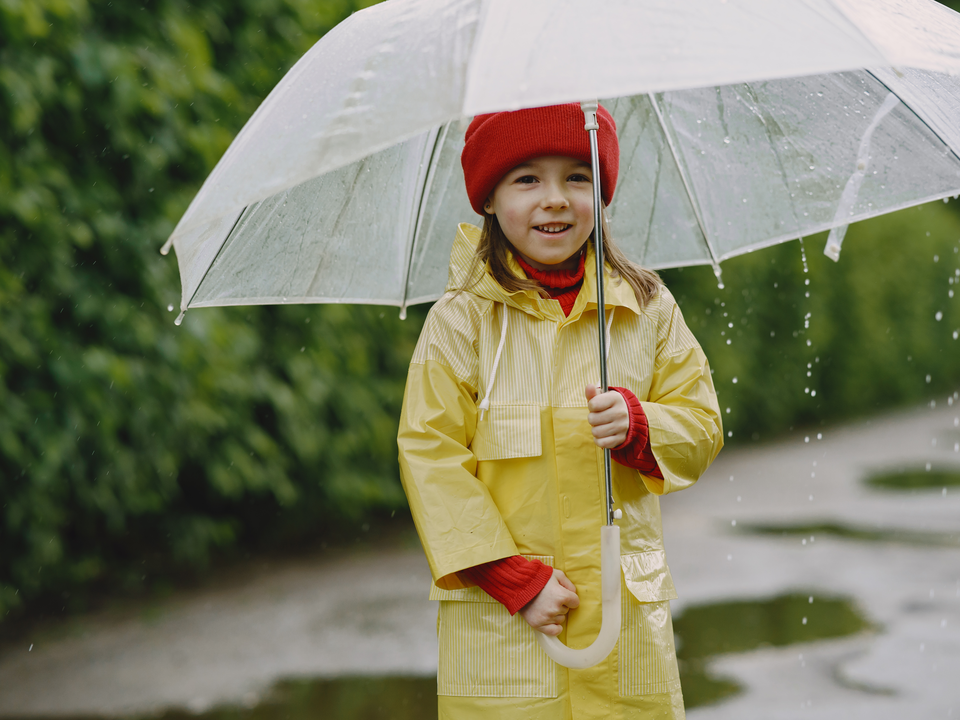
top-left (0, 0), bottom-right (422, 625)
top-left (662, 201), bottom-right (960, 443)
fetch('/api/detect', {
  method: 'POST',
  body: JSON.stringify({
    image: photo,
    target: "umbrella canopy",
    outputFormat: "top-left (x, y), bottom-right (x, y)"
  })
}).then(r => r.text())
top-left (162, 0), bottom-right (960, 319)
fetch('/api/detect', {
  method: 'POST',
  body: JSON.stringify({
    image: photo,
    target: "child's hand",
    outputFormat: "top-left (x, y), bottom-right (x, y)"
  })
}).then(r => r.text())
top-left (585, 384), bottom-right (629, 449)
top-left (519, 569), bottom-right (580, 636)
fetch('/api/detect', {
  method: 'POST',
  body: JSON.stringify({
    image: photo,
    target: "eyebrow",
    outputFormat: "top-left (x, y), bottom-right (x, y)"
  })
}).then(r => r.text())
top-left (510, 160), bottom-right (592, 172)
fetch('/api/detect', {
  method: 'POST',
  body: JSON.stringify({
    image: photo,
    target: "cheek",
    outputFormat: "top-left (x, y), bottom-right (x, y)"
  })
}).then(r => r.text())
top-left (498, 205), bottom-right (527, 229)
top-left (574, 198), bottom-right (596, 225)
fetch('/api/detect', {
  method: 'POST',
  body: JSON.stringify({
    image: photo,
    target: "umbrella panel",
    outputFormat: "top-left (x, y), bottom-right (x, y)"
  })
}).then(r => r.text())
top-left (659, 70), bottom-right (960, 260)
top-left (188, 132), bottom-right (437, 308)
top-left (604, 95), bottom-right (714, 270)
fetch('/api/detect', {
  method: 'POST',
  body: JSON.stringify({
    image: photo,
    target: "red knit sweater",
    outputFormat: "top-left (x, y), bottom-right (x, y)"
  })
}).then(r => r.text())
top-left (462, 254), bottom-right (663, 614)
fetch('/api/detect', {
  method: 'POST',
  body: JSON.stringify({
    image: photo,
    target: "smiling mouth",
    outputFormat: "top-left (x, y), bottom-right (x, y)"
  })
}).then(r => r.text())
top-left (535, 224), bottom-right (571, 234)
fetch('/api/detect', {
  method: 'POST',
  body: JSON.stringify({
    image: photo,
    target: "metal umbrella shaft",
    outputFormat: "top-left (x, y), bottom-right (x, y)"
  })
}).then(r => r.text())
top-left (534, 102), bottom-right (622, 670)
top-left (581, 102), bottom-right (616, 526)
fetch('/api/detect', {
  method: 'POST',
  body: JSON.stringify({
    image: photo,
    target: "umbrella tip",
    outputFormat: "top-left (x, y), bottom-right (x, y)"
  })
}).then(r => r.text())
top-left (399, 306), bottom-right (407, 321)
top-left (175, 310), bottom-right (186, 326)
top-left (712, 264), bottom-right (725, 290)
top-left (160, 237), bottom-right (174, 256)
top-left (824, 225), bottom-right (848, 262)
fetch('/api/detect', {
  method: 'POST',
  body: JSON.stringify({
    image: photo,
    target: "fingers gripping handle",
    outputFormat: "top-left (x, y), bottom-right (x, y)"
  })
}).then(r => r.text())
top-left (535, 525), bottom-right (621, 669)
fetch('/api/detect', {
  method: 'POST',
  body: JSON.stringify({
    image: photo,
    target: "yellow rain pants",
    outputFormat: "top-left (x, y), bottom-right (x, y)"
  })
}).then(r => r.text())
top-left (398, 224), bottom-right (723, 719)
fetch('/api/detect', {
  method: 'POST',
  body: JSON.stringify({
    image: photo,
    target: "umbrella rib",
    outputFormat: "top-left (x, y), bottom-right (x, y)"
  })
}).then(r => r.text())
top-left (399, 123), bottom-right (446, 316)
top-left (865, 68), bottom-right (960, 169)
top-left (184, 206), bottom-right (248, 313)
top-left (647, 93), bottom-right (722, 269)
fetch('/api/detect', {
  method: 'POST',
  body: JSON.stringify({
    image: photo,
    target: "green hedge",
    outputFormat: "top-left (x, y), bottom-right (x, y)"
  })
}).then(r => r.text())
top-left (662, 201), bottom-right (960, 443)
top-left (0, 0), bottom-right (422, 624)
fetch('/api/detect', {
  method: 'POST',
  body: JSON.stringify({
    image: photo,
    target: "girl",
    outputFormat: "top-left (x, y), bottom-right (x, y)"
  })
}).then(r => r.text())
top-left (398, 103), bottom-right (723, 719)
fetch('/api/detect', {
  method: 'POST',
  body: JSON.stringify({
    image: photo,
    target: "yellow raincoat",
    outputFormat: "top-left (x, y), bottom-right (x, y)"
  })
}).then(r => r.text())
top-left (398, 224), bottom-right (723, 719)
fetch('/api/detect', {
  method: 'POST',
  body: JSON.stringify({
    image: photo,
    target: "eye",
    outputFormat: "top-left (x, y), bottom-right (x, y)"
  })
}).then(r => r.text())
top-left (514, 175), bottom-right (538, 184)
top-left (568, 173), bottom-right (591, 183)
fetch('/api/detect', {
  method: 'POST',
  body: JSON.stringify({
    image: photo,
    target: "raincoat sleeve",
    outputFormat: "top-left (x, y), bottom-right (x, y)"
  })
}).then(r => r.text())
top-left (398, 294), bottom-right (520, 590)
top-left (639, 288), bottom-right (723, 495)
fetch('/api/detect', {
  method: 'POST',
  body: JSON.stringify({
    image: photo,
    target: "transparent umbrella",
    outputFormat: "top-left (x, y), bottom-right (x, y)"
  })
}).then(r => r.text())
top-left (162, 0), bottom-right (960, 319)
top-left (161, 0), bottom-right (960, 669)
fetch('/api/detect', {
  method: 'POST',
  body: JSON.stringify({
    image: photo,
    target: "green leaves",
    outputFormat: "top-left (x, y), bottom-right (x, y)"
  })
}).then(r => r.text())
top-left (1, 0), bottom-right (405, 624)
top-left (662, 201), bottom-right (960, 443)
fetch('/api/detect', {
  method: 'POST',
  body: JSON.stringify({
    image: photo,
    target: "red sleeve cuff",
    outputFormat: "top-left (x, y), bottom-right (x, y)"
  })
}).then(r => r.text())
top-left (610, 387), bottom-right (663, 479)
top-left (460, 555), bottom-right (554, 615)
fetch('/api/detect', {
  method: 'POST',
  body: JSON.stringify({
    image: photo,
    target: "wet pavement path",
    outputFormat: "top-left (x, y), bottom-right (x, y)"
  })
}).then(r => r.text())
top-left (1, 400), bottom-right (958, 718)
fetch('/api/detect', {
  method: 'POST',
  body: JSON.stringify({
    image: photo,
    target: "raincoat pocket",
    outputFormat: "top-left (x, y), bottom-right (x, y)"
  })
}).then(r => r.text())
top-left (433, 555), bottom-right (559, 698)
top-left (620, 549), bottom-right (678, 603)
top-left (618, 594), bottom-right (682, 697)
top-left (618, 551), bottom-right (682, 697)
top-left (471, 404), bottom-right (542, 461)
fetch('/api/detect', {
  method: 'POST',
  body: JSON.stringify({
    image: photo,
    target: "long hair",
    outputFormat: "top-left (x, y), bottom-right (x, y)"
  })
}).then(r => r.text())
top-left (459, 211), bottom-right (661, 307)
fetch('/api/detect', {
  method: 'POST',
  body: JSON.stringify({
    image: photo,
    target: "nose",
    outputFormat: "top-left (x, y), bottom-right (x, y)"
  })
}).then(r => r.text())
top-left (540, 179), bottom-right (569, 210)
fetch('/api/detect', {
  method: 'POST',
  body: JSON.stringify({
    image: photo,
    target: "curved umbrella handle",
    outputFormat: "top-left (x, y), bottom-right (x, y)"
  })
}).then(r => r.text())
top-left (535, 525), bottom-right (621, 669)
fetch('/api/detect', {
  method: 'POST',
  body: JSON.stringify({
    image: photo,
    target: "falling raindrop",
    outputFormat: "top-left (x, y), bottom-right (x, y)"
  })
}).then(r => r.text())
top-left (167, 304), bottom-right (174, 312)
top-left (802, 617), bottom-right (808, 625)
top-left (732, 377), bottom-right (738, 384)
top-left (723, 136), bottom-right (731, 144)
top-left (936, 311), bottom-right (943, 321)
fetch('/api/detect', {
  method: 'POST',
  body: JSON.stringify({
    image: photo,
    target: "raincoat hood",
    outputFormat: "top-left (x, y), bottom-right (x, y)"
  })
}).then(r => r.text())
top-left (445, 223), bottom-right (642, 321)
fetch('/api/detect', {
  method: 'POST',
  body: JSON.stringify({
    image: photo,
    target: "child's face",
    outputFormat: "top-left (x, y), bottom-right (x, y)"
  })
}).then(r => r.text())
top-left (485, 155), bottom-right (595, 271)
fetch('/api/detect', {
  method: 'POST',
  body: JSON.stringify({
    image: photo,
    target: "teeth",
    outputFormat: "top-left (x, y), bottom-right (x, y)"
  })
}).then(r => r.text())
top-left (538, 224), bottom-right (569, 233)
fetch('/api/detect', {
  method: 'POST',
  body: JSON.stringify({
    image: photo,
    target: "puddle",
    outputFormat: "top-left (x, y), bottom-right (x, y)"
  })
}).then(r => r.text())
top-left (674, 592), bottom-right (873, 708)
top-left (6, 595), bottom-right (871, 718)
top-left (865, 466), bottom-right (960, 491)
top-left (743, 521), bottom-right (960, 548)
top-left (158, 677), bottom-right (438, 720)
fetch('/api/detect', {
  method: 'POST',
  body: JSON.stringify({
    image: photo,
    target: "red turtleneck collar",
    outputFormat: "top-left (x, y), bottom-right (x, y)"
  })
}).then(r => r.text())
top-left (515, 251), bottom-right (585, 317)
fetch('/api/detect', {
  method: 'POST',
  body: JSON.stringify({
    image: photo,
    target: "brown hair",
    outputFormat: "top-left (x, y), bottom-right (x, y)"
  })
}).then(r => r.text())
top-left (458, 211), bottom-right (661, 307)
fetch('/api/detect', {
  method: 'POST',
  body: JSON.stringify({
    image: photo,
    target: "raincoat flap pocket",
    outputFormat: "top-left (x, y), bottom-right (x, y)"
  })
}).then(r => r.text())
top-left (430, 555), bottom-right (553, 602)
top-left (471, 405), bottom-right (542, 461)
top-left (620, 550), bottom-right (678, 603)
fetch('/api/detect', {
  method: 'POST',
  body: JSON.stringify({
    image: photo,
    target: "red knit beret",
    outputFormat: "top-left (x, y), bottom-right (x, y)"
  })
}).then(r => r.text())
top-left (461, 103), bottom-right (619, 216)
